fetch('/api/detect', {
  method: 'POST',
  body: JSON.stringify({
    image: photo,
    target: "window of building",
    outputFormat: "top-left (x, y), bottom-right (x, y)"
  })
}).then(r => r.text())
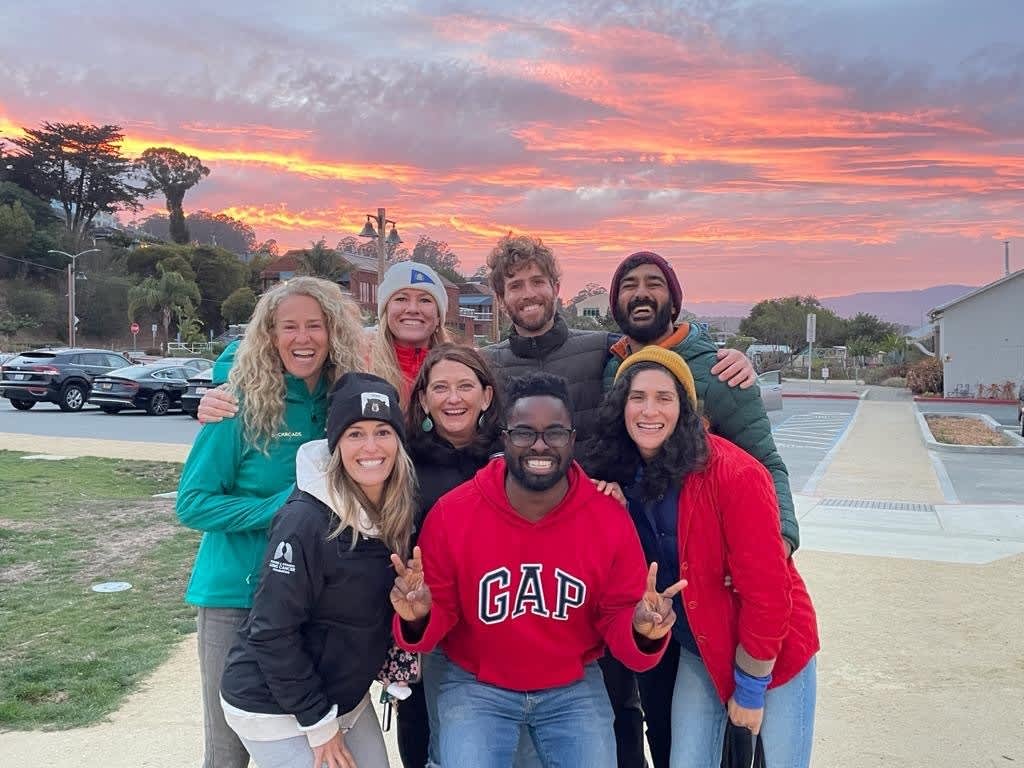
top-left (582, 308), bottom-right (601, 318)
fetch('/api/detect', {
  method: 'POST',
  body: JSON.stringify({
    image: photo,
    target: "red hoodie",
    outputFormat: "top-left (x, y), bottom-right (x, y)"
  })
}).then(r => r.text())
top-left (394, 458), bottom-right (667, 691)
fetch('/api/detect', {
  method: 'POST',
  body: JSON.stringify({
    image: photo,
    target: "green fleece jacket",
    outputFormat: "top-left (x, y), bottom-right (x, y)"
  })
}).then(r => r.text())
top-left (603, 324), bottom-right (799, 552)
top-left (177, 373), bottom-right (328, 608)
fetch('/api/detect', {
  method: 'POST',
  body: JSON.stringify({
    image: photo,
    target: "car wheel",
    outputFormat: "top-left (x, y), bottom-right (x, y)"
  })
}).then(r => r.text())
top-left (59, 383), bottom-right (86, 412)
top-left (147, 391), bottom-right (171, 416)
top-left (100, 406), bottom-right (123, 415)
top-left (10, 399), bottom-right (35, 410)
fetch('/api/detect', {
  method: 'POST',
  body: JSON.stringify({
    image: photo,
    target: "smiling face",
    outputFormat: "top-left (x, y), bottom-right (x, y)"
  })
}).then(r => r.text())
top-left (273, 293), bottom-right (329, 389)
top-left (419, 358), bottom-right (493, 448)
top-left (616, 263), bottom-right (675, 343)
top-left (503, 395), bottom-right (574, 492)
top-left (338, 419), bottom-right (399, 504)
top-left (386, 288), bottom-right (440, 347)
top-left (500, 262), bottom-right (559, 336)
top-left (624, 368), bottom-right (681, 460)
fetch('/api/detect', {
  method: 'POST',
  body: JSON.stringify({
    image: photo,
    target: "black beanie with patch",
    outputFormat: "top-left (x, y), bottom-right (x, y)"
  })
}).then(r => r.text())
top-left (326, 372), bottom-right (405, 451)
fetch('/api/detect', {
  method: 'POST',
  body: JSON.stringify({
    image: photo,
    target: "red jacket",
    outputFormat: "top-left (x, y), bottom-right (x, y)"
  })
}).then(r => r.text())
top-left (395, 344), bottom-right (428, 389)
top-left (679, 435), bottom-right (819, 702)
top-left (395, 459), bottom-right (667, 691)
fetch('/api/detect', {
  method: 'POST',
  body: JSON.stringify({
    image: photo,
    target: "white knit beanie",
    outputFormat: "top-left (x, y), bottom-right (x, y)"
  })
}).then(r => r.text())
top-left (377, 261), bottom-right (448, 323)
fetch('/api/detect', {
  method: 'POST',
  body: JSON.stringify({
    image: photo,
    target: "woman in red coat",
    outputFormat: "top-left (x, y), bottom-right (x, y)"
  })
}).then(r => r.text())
top-left (585, 346), bottom-right (819, 768)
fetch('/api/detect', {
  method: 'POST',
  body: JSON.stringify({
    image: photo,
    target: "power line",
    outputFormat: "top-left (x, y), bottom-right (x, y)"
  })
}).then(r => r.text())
top-left (0, 252), bottom-right (64, 272)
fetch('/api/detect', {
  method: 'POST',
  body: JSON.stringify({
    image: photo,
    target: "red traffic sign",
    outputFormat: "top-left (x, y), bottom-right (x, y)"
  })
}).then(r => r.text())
top-left (130, 322), bottom-right (140, 335)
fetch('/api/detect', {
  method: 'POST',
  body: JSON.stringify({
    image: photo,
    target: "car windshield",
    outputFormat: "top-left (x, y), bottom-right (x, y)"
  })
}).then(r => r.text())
top-left (105, 365), bottom-right (177, 380)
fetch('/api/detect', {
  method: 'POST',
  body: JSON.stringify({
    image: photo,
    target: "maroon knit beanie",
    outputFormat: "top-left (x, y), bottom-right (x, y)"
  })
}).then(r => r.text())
top-left (609, 251), bottom-right (683, 322)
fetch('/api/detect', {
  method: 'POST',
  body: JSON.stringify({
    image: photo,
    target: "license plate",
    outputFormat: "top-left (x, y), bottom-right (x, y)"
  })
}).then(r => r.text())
top-left (194, 387), bottom-right (208, 395)
top-left (12, 373), bottom-right (26, 381)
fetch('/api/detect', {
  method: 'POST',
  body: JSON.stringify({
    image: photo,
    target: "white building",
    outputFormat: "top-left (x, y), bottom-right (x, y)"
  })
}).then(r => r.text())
top-left (572, 292), bottom-right (611, 319)
top-left (928, 269), bottom-right (1024, 397)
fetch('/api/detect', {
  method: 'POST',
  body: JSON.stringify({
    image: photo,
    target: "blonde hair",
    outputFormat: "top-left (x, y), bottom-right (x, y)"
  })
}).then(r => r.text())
top-left (325, 438), bottom-right (417, 556)
top-left (229, 277), bottom-right (366, 448)
top-left (370, 298), bottom-right (451, 406)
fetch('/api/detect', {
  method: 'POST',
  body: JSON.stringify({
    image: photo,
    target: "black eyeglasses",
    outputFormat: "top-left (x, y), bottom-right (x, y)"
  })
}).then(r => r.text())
top-left (503, 427), bottom-right (575, 448)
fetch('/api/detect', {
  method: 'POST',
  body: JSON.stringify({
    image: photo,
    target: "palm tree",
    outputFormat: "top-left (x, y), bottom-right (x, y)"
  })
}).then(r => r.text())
top-left (128, 263), bottom-right (201, 345)
top-left (296, 238), bottom-right (343, 281)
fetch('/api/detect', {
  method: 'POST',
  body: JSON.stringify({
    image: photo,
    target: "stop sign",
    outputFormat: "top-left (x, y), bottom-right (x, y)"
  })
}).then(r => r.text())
top-left (130, 322), bottom-right (140, 334)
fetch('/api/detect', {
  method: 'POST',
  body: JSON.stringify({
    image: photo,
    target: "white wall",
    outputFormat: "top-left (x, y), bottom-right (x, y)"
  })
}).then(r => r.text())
top-left (939, 274), bottom-right (1024, 396)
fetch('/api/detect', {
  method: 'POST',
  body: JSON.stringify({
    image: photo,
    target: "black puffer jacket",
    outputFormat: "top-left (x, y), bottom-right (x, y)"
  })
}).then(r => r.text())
top-left (409, 433), bottom-right (502, 538)
top-left (220, 444), bottom-right (395, 726)
top-left (483, 315), bottom-right (618, 442)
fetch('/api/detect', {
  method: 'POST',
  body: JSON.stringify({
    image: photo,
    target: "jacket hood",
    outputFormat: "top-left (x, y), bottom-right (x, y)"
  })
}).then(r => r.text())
top-left (472, 455), bottom-right (591, 527)
top-left (294, 440), bottom-right (380, 536)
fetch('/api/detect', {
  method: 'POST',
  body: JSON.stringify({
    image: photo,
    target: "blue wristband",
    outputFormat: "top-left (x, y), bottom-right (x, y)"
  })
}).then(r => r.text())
top-left (732, 665), bottom-right (771, 710)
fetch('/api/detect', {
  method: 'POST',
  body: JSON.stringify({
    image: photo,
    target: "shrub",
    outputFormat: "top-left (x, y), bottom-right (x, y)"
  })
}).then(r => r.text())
top-left (881, 377), bottom-right (907, 388)
top-left (906, 358), bottom-right (943, 395)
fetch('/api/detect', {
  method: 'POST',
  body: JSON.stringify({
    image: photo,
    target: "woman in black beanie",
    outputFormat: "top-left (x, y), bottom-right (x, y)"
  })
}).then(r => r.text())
top-left (220, 372), bottom-right (416, 768)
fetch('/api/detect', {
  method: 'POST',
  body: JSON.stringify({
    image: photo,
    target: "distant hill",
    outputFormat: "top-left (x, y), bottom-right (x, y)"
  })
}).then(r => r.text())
top-left (685, 284), bottom-right (977, 327)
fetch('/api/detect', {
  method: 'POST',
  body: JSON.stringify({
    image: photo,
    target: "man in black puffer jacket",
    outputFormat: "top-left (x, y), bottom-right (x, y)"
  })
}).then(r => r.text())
top-left (480, 234), bottom-right (757, 768)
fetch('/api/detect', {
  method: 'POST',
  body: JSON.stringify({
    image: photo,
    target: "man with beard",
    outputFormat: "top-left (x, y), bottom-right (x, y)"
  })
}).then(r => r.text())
top-left (601, 251), bottom-right (799, 768)
top-left (391, 372), bottom-right (683, 768)
top-left (481, 234), bottom-right (755, 768)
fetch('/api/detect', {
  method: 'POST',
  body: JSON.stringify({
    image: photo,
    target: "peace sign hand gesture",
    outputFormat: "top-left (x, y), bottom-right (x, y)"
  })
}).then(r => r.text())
top-left (632, 562), bottom-right (686, 641)
top-left (390, 546), bottom-right (432, 622)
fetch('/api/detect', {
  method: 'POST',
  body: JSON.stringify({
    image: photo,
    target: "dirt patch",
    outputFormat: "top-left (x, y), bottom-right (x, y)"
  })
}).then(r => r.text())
top-left (0, 562), bottom-right (45, 584)
top-left (67, 499), bottom-right (181, 582)
top-left (925, 415), bottom-right (1012, 446)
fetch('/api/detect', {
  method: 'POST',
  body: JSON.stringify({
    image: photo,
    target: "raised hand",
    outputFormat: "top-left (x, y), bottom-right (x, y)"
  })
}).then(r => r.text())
top-left (632, 562), bottom-right (686, 641)
top-left (390, 546), bottom-right (432, 622)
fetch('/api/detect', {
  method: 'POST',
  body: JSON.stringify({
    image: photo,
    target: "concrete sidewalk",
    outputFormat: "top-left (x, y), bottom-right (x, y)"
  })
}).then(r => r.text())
top-left (3, 422), bottom-right (1023, 767)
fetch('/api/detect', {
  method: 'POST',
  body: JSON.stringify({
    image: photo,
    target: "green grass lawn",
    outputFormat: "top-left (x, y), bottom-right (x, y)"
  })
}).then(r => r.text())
top-left (0, 451), bottom-right (199, 729)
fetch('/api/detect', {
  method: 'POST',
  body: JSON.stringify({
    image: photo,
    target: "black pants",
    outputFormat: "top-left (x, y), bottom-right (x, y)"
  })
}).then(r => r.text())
top-left (399, 653), bottom-right (651, 768)
top-left (396, 678), bottom-right (430, 768)
top-left (599, 650), bottom-right (649, 768)
top-left (636, 639), bottom-right (680, 768)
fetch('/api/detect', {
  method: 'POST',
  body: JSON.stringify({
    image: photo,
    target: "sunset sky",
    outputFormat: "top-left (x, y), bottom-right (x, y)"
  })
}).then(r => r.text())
top-left (2, 0), bottom-right (1022, 301)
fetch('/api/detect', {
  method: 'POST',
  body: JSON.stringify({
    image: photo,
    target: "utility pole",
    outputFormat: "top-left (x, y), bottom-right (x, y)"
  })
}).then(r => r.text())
top-left (358, 208), bottom-right (403, 306)
top-left (1004, 240), bottom-right (1010, 276)
top-left (49, 249), bottom-right (99, 347)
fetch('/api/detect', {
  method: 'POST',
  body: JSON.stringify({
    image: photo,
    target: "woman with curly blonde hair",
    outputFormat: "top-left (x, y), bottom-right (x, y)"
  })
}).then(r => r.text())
top-left (177, 277), bottom-right (366, 768)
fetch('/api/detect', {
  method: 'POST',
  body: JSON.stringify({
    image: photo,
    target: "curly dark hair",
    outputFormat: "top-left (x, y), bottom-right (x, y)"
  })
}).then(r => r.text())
top-left (486, 233), bottom-right (561, 297)
top-left (407, 343), bottom-right (504, 461)
top-left (502, 371), bottom-right (574, 426)
top-left (581, 361), bottom-right (707, 499)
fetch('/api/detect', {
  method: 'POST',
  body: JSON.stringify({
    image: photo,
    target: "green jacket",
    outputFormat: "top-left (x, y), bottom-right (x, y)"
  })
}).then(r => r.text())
top-left (177, 373), bottom-right (329, 608)
top-left (603, 325), bottom-right (799, 552)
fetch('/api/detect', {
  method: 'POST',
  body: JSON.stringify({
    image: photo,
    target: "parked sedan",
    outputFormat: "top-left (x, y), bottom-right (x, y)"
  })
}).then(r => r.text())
top-left (757, 369), bottom-right (784, 412)
top-left (180, 368), bottom-right (214, 419)
top-left (87, 362), bottom-right (194, 415)
top-left (1, 347), bottom-right (133, 411)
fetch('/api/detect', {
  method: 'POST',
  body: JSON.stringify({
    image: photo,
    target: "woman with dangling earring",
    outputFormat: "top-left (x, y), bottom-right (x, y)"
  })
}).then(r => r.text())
top-left (395, 342), bottom-right (504, 768)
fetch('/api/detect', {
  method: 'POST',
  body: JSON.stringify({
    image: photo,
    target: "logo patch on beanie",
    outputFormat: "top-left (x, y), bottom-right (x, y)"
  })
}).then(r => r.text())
top-left (410, 268), bottom-right (436, 285)
top-left (361, 392), bottom-right (392, 418)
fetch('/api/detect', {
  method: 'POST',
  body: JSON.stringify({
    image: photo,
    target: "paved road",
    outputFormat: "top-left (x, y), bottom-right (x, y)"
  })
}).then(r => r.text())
top-left (0, 399), bottom-right (201, 444)
top-left (769, 398), bottom-right (859, 493)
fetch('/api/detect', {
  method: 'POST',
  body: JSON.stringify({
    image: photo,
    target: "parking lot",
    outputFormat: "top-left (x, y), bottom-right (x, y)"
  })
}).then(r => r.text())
top-left (769, 398), bottom-right (860, 493)
top-left (0, 399), bottom-right (201, 445)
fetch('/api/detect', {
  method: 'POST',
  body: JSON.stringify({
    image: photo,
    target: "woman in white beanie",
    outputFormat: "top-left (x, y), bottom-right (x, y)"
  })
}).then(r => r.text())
top-left (370, 261), bottom-right (451, 405)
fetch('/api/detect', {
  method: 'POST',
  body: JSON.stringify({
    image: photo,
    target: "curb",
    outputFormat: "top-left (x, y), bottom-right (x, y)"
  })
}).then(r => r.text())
top-left (783, 392), bottom-right (864, 401)
top-left (915, 411), bottom-right (1024, 454)
top-left (914, 396), bottom-right (1018, 405)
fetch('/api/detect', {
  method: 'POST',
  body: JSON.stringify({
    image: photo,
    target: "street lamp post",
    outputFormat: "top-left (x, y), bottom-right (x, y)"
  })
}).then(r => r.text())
top-left (357, 207), bottom-right (402, 296)
top-left (48, 249), bottom-right (98, 347)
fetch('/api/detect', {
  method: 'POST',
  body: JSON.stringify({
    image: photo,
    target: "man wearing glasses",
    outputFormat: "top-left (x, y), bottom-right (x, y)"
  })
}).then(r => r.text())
top-left (392, 372), bottom-right (684, 768)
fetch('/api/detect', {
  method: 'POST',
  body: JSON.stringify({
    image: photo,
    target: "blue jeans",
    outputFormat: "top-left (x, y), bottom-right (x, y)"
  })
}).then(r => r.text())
top-left (437, 661), bottom-right (616, 768)
top-left (670, 647), bottom-right (816, 768)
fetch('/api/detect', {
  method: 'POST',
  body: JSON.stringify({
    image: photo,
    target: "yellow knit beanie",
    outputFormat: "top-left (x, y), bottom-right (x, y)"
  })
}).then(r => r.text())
top-left (614, 346), bottom-right (698, 407)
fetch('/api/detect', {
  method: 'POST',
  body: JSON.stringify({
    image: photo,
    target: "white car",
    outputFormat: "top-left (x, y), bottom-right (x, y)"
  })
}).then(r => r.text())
top-left (757, 369), bottom-right (783, 412)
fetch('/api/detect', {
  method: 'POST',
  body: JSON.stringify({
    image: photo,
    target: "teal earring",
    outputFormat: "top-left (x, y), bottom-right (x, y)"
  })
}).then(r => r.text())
top-left (421, 414), bottom-right (434, 433)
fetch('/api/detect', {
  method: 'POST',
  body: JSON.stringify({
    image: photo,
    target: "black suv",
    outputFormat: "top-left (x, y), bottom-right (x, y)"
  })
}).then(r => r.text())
top-left (0, 347), bottom-right (133, 411)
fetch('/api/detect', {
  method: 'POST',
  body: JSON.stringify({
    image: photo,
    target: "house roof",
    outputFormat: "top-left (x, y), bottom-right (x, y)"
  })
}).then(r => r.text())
top-left (459, 295), bottom-right (493, 306)
top-left (928, 268), bottom-right (1024, 318)
top-left (262, 251), bottom-right (301, 275)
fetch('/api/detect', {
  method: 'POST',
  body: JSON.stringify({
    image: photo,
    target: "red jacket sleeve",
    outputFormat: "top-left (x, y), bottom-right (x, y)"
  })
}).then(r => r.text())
top-left (596, 508), bottom-right (668, 672)
top-left (721, 463), bottom-right (793, 661)
top-left (394, 500), bottom-right (459, 653)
